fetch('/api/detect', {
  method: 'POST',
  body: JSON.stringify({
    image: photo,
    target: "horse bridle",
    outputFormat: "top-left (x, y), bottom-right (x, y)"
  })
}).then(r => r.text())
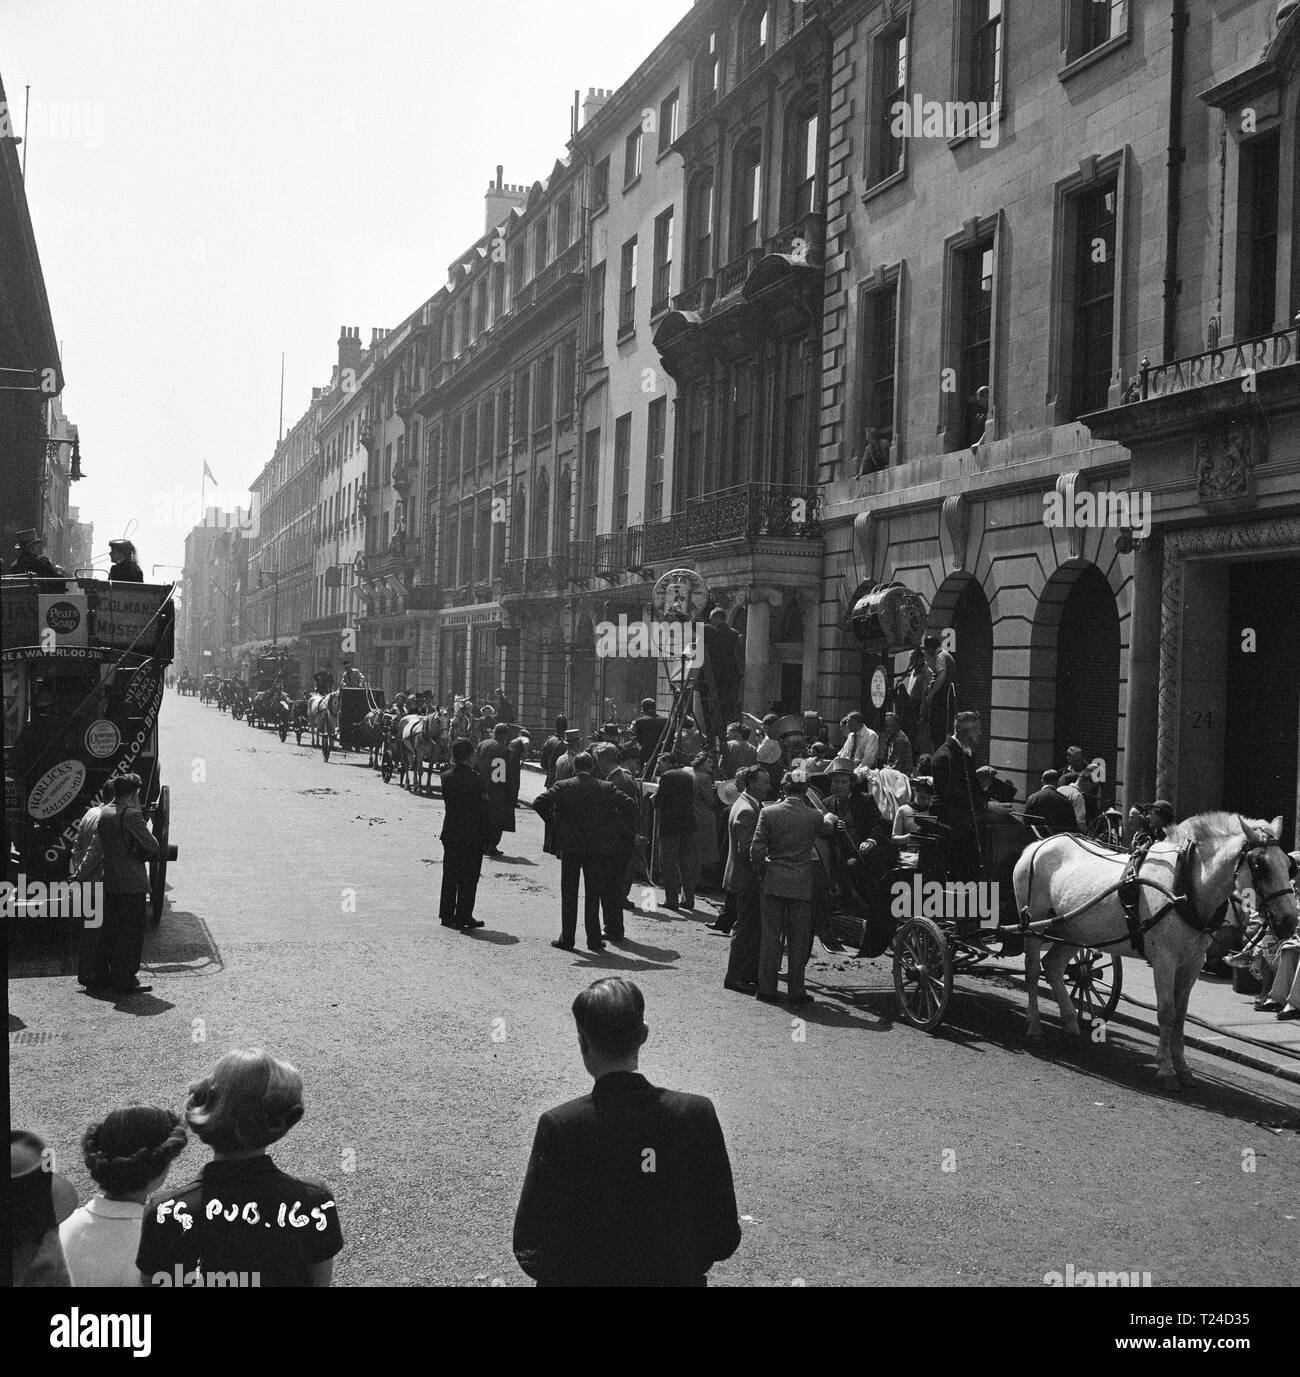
top-left (1230, 819), bottom-right (1298, 939)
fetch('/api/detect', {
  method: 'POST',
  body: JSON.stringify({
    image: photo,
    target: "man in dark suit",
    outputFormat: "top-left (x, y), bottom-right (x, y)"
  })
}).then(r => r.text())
top-left (722, 765), bottom-right (770, 994)
top-left (1024, 770), bottom-right (1079, 834)
top-left (533, 753), bottom-right (638, 951)
top-left (438, 737), bottom-right (491, 929)
top-left (632, 698), bottom-right (665, 767)
top-left (513, 978), bottom-right (742, 1287)
top-left (930, 711), bottom-right (1014, 882)
top-left (652, 761), bottom-right (698, 910)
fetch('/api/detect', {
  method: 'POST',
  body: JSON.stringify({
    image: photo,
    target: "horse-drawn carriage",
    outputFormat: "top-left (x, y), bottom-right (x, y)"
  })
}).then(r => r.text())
top-left (2, 575), bottom-right (179, 924)
top-left (247, 653), bottom-right (299, 740)
top-left (814, 770), bottom-right (1123, 1035)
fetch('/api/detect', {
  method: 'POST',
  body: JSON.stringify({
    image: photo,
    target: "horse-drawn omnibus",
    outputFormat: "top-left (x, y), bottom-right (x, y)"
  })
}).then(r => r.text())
top-left (2, 574), bottom-right (179, 923)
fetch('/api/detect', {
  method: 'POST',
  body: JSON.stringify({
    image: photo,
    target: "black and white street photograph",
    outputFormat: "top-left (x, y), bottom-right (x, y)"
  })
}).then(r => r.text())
top-left (4, 0), bottom-right (1300, 1345)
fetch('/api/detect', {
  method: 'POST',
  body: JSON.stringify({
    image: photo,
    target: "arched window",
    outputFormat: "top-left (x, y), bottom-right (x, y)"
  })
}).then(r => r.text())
top-left (531, 470), bottom-right (551, 557)
top-left (732, 135), bottom-right (762, 255)
top-left (786, 97), bottom-right (819, 221)
top-left (689, 171), bottom-right (715, 283)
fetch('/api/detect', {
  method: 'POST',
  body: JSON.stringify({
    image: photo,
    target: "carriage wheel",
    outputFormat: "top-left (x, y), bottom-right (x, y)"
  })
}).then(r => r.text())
top-left (892, 916), bottom-right (953, 1033)
top-left (278, 717), bottom-right (288, 743)
top-left (1062, 947), bottom-right (1123, 1025)
top-left (149, 786), bottom-right (171, 925)
top-left (381, 749), bottom-right (394, 783)
top-left (1088, 814), bottom-right (1120, 846)
top-left (321, 718), bottom-right (332, 762)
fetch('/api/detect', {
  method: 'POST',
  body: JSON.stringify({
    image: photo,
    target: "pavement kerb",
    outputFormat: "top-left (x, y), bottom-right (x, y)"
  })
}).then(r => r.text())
top-left (1102, 999), bottom-right (1300, 1088)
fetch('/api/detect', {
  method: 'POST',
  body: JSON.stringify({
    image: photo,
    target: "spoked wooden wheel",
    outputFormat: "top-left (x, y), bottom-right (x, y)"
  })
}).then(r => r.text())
top-left (149, 785), bottom-right (171, 925)
top-left (320, 717), bottom-right (333, 761)
top-left (380, 748), bottom-right (393, 783)
top-left (1063, 946), bottom-right (1123, 1025)
top-left (892, 916), bottom-right (953, 1032)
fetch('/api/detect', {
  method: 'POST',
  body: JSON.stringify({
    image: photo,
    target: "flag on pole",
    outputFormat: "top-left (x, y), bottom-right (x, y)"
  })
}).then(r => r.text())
top-left (203, 461), bottom-right (217, 484)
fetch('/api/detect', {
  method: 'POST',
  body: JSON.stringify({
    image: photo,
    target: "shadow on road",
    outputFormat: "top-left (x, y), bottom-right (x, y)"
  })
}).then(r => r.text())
top-left (825, 962), bottom-right (1300, 1128)
top-left (462, 929), bottom-right (520, 946)
top-left (490, 854), bottom-right (536, 866)
top-left (143, 908), bottom-right (224, 977)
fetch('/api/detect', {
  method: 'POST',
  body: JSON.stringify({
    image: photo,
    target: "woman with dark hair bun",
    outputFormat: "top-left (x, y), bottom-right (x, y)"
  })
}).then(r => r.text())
top-left (59, 1105), bottom-right (188, 1286)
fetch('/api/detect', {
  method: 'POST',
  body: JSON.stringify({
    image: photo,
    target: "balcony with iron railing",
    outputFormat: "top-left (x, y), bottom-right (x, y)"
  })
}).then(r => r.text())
top-left (624, 524), bottom-right (647, 572)
top-left (683, 482), bottom-right (822, 544)
top-left (595, 531), bottom-right (627, 577)
top-left (715, 248), bottom-right (763, 299)
top-left (567, 537), bottom-right (594, 583)
top-left (637, 485), bottom-right (822, 563)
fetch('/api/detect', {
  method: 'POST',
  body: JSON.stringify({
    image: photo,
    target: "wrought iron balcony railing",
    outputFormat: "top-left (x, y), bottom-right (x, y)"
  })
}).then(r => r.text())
top-left (595, 531), bottom-right (626, 576)
top-left (643, 513), bottom-right (686, 564)
top-left (624, 524), bottom-right (646, 571)
top-left (501, 559), bottom-right (525, 595)
top-left (715, 249), bottom-right (762, 299)
top-left (567, 538), bottom-right (594, 583)
top-left (683, 483), bottom-right (822, 545)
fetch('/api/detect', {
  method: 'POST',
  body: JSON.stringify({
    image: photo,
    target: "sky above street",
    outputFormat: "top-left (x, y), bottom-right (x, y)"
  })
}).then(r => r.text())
top-left (3, 0), bottom-right (691, 574)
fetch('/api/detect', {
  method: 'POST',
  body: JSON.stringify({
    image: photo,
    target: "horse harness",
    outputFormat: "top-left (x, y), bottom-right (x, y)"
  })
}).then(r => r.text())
top-left (1018, 818), bottom-right (1296, 953)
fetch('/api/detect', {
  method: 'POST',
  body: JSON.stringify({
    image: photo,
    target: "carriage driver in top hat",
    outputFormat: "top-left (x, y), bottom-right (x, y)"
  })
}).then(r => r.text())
top-left (929, 710), bottom-right (1015, 886)
top-left (9, 529), bottom-right (64, 578)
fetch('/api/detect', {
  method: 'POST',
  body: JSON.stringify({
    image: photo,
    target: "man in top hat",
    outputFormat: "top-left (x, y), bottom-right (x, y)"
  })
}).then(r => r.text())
top-left (108, 538), bottom-right (143, 582)
top-left (700, 607), bottom-right (743, 746)
top-left (9, 529), bottom-right (64, 578)
top-left (920, 632), bottom-right (957, 751)
top-left (553, 728), bottom-right (583, 783)
top-left (930, 711), bottom-right (1013, 883)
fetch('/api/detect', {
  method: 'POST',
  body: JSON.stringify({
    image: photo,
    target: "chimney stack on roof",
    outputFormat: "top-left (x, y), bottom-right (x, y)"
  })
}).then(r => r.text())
top-left (337, 326), bottom-right (362, 384)
top-left (485, 168), bottom-right (529, 234)
top-left (581, 87), bottom-right (613, 127)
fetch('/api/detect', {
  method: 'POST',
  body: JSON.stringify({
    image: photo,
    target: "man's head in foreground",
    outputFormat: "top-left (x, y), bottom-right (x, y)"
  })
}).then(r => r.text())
top-left (572, 977), bottom-right (649, 1079)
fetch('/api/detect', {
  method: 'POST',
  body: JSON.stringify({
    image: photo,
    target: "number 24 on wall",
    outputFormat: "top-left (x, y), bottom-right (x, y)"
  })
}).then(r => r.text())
top-left (1190, 710), bottom-right (1214, 729)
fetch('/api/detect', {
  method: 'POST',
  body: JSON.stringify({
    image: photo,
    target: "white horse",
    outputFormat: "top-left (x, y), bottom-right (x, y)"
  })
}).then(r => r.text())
top-left (1015, 812), bottom-right (1298, 1088)
top-left (306, 689), bottom-right (339, 745)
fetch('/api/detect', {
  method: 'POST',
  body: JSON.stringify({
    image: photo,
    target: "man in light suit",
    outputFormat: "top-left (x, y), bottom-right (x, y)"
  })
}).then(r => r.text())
top-left (513, 978), bottom-right (741, 1287)
top-left (839, 710), bottom-right (879, 768)
top-left (750, 771), bottom-right (839, 1006)
top-left (722, 765), bottom-right (771, 994)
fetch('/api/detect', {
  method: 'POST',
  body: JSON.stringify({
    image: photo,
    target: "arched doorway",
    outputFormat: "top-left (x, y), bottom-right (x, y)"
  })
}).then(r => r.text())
top-left (1037, 562), bottom-right (1121, 790)
top-left (950, 579), bottom-right (993, 747)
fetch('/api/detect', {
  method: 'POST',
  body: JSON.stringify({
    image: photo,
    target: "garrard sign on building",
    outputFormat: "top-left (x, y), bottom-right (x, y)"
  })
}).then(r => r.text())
top-left (1139, 325), bottom-right (1300, 398)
